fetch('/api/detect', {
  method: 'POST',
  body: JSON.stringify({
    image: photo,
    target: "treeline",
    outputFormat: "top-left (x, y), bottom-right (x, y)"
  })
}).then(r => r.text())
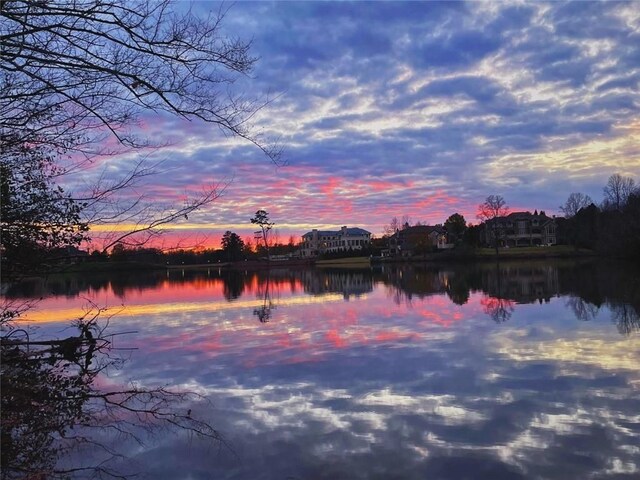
top-left (556, 193), bottom-right (640, 260)
top-left (550, 174), bottom-right (639, 260)
top-left (92, 233), bottom-right (300, 265)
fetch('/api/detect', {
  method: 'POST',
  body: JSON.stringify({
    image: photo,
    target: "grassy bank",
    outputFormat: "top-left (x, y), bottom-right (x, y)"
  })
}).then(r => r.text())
top-left (465, 245), bottom-right (595, 258)
top-left (395, 245), bottom-right (597, 262)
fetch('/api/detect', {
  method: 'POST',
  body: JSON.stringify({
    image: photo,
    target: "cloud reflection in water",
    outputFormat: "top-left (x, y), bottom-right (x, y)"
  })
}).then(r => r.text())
top-left (7, 261), bottom-right (640, 478)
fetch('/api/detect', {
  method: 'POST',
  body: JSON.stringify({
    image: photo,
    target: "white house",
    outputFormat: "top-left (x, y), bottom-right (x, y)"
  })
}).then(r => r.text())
top-left (300, 226), bottom-right (372, 257)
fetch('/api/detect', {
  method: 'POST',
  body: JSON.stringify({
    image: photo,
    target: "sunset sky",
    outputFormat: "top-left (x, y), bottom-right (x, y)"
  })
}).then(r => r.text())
top-left (86, 1), bottom-right (640, 249)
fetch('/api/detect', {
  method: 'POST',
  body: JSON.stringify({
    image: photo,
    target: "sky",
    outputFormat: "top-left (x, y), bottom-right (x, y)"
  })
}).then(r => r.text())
top-left (87, 1), bottom-right (640, 249)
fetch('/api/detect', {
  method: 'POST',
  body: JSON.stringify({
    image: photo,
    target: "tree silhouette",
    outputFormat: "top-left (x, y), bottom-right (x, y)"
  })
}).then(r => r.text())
top-left (611, 302), bottom-right (640, 335)
top-left (1, 0), bottom-right (281, 159)
top-left (477, 195), bottom-right (509, 255)
top-left (444, 213), bottom-right (467, 244)
top-left (0, 148), bottom-right (88, 279)
top-left (221, 231), bottom-right (245, 262)
top-left (253, 273), bottom-right (275, 322)
top-left (559, 192), bottom-right (593, 218)
top-left (250, 210), bottom-right (274, 261)
top-left (222, 270), bottom-right (246, 300)
top-left (602, 174), bottom-right (636, 211)
top-left (480, 296), bottom-right (515, 323)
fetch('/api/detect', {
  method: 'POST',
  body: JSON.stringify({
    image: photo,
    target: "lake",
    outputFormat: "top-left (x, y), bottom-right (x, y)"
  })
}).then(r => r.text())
top-left (3, 259), bottom-right (639, 479)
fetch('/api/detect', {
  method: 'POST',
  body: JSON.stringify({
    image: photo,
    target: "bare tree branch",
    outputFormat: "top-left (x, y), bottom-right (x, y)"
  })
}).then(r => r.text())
top-left (1, 0), bottom-right (282, 163)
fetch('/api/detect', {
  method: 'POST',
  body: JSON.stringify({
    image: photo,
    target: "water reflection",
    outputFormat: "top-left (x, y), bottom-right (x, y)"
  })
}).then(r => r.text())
top-left (253, 272), bottom-right (275, 322)
top-left (0, 311), bottom-right (219, 479)
top-left (2, 259), bottom-right (639, 479)
top-left (8, 259), bottom-right (636, 333)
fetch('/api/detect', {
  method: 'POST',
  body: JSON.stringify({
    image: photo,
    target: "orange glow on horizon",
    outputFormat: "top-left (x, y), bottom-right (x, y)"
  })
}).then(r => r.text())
top-left (22, 292), bottom-right (349, 324)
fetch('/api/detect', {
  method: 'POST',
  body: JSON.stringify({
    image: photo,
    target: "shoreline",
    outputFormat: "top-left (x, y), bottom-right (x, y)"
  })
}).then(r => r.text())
top-left (377, 246), bottom-right (598, 263)
top-left (38, 246), bottom-right (600, 276)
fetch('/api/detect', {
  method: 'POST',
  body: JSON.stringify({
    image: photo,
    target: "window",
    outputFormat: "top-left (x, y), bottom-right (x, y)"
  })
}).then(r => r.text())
top-left (517, 221), bottom-right (527, 235)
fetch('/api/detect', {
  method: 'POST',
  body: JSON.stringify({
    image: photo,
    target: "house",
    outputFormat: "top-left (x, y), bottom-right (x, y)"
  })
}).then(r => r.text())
top-left (388, 225), bottom-right (451, 256)
top-left (299, 226), bottom-right (372, 257)
top-left (51, 245), bottom-right (90, 264)
top-left (481, 211), bottom-right (557, 247)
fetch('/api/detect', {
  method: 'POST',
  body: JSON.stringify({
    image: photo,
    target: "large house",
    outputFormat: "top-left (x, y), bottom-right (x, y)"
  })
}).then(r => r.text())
top-left (300, 226), bottom-right (371, 257)
top-left (388, 225), bottom-right (452, 256)
top-left (481, 211), bottom-right (557, 247)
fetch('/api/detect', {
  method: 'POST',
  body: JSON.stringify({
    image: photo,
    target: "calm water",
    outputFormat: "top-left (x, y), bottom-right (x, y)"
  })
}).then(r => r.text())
top-left (5, 259), bottom-right (640, 479)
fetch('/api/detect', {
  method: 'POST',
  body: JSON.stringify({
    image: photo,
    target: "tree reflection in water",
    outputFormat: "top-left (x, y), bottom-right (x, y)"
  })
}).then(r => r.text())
top-left (375, 260), bottom-right (639, 332)
top-left (480, 296), bottom-right (515, 323)
top-left (0, 305), bottom-right (220, 479)
top-left (3, 260), bottom-right (638, 335)
top-left (222, 270), bottom-right (246, 301)
top-left (611, 302), bottom-right (640, 335)
top-left (566, 296), bottom-right (600, 322)
top-left (253, 272), bottom-right (275, 323)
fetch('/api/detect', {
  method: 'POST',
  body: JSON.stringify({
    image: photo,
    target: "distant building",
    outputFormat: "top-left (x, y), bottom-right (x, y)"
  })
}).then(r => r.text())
top-left (481, 211), bottom-right (557, 247)
top-left (51, 246), bottom-right (90, 264)
top-left (388, 225), bottom-right (451, 256)
top-left (300, 226), bottom-right (371, 257)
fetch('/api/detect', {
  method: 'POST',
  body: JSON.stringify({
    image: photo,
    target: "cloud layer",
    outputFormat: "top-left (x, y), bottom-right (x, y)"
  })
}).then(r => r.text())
top-left (80, 1), bottom-right (640, 246)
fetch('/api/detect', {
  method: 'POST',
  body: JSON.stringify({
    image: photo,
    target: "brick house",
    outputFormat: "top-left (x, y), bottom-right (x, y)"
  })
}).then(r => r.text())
top-left (388, 225), bottom-right (451, 256)
top-left (481, 211), bottom-right (557, 247)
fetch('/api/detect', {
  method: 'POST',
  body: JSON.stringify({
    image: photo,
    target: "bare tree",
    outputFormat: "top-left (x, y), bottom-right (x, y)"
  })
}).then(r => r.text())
top-left (560, 192), bottom-right (594, 218)
top-left (1, 0), bottom-right (281, 159)
top-left (477, 195), bottom-right (509, 255)
top-left (602, 174), bottom-right (636, 211)
top-left (611, 302), bottom-right (640, 335)
top-left (383, 217), bottom-right (400, 236)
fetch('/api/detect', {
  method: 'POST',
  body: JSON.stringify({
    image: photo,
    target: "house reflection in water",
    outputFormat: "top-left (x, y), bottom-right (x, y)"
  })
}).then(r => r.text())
top-left (298, 269), bottom-right (373, 299)
top-left (479, 263), bottom-right (560, 304)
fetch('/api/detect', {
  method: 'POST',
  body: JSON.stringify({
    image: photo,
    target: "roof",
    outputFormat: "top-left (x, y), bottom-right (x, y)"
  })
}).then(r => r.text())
top-left (343, 227), bottom-right (371, 235)
top-left (302, 227), bottom-right (371, 237)
top-left (303, 230), bottom-right (336, 237)
top-left (390, 225), bottom-right (445, 239)
top-left (485, 211), bottom-right (556, 226)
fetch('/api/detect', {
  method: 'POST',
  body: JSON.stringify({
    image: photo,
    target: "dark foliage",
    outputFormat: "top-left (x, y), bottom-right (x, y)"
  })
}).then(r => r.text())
top-left (558, 194), bottom-right (640, 260)
top-left (0, 145), bottom-right (89, 279)
top-left (221, 231), bottom-right (245, 262)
